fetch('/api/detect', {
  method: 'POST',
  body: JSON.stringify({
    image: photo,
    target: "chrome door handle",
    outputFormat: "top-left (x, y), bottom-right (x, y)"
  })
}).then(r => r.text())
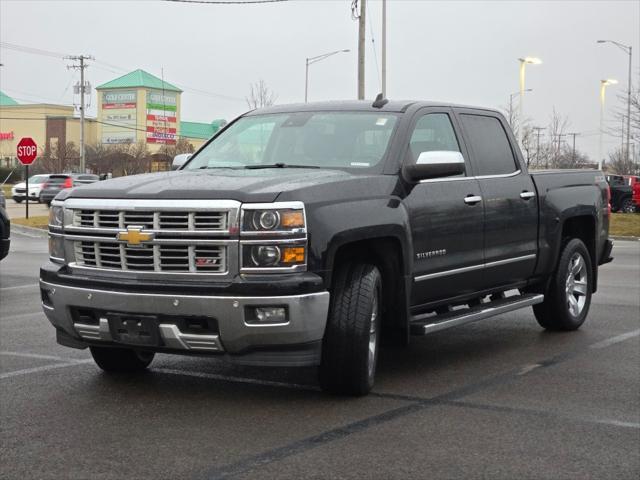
top-left (520, 191), bottom-right (536, 200)
top-left (464, 195), bottom-right (482, 205)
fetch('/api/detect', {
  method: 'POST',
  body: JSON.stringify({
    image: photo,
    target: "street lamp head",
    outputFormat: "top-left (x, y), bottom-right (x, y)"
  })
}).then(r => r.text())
top-left (601, 78), bottom-right (618, 86)
top-left (519, 57), bottom-right (542, 65)
top-left (596, 40), bottom-right (607, 44)
top-left (342, 49), bottom-right (351, 53)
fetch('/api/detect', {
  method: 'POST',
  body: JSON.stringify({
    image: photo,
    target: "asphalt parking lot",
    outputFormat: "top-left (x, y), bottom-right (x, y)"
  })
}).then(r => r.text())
top-left (1, 229), bottom-right (638, 480)
top-left (4, 199), bottom-right (49, 219)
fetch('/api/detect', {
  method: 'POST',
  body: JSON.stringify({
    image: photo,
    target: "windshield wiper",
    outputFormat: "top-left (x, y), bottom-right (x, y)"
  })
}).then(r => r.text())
top-left (197, 165), bottom-right (238, 169)
top-left (244, 163), bottom-right (320, 169)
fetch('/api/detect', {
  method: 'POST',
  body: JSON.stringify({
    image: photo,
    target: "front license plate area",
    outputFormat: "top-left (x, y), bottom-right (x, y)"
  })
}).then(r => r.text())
top-left (107, 312), bottom-right (161, 346)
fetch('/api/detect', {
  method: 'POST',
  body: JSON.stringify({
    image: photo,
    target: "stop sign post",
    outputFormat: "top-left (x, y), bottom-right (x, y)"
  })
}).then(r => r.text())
top-left (16, 137), bottom-right (38, 219)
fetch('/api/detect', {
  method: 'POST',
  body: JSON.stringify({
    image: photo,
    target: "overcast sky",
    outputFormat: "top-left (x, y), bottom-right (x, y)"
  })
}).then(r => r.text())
top-left (1, 0), bottom-right (638, 160)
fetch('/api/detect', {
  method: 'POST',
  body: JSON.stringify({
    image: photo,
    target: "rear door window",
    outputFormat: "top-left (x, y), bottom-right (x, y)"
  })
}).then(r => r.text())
top-left (460, 114), bottom-right (519, 176)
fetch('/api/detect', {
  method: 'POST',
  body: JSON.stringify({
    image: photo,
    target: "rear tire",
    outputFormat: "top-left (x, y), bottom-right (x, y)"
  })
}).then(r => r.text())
top-left (90, 346), bottom-right (154, 372)
top-left (319, 262), bottom-right (382, 396)
top-left (533, 238), bottom-right (592, 331)
top-left (13, 198), bottom-right (22, 204)
top-left (621, 197), bottom-right (634, 213)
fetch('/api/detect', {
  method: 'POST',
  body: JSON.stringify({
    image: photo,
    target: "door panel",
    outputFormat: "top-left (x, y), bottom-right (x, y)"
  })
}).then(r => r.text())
top-left (402, 108), bottom-right (485, 307)
top-left (457, 111), bottom-right (538, 286)
top-left (407, 178), bottom-right (484, 306)
top-left (478, 174), bottom-right (537, 284)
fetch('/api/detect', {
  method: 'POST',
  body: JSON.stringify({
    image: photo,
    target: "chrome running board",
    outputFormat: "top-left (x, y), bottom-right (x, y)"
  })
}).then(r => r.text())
top-left (410, 293), bottom-right (544, 336)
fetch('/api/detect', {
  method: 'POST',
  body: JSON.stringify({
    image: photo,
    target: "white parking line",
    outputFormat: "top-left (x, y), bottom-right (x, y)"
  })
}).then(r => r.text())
top-left (0, 360), bottom-right (92, 380)
top-left (1, 311), bottom-right (45, 320)
top-left (590, 329), bottom-right (640, 349)
top-left (153, 367), bottom-right (318, 392)
top-left (517, 363), bottom-right (542, 375)
top-left (0, 351), bottom-right (88, 363)
top-left (0, 283), bottom-right (39, 292)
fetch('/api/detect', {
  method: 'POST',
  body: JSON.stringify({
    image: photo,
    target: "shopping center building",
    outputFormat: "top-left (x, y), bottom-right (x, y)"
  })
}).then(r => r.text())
top-left (0, 69), bottom-right (226, 170)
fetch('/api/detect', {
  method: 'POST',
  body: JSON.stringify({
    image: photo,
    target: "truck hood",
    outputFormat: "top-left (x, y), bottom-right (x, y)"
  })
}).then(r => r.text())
top-left (64, 168), bottom-right (358, 203)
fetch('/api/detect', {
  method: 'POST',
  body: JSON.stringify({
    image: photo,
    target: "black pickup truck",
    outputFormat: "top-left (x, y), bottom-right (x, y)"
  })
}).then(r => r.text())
top-left (41, 100), bottom-right (613, 395)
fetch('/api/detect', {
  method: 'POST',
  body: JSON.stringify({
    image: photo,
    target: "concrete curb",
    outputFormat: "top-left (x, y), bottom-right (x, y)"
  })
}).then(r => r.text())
top-left (10, 223), bottom-right (48, 238)
top-left (611, 236), bottom-right (640, 242)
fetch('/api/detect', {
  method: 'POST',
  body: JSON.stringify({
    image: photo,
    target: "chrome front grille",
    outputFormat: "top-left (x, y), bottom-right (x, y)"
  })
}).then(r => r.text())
top-left (63, 199), bottom-right (240, 278)
top-left (74, 241), bottom-right (226, 273)
top-left (74, 210), bottom-right (227, 231)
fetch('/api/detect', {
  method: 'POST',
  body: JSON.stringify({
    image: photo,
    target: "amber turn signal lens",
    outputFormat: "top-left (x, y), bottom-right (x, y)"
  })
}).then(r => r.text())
top-left (281, 211), bottom-right (304, 228)
top-left (282, 246), bottom-right (305, 264)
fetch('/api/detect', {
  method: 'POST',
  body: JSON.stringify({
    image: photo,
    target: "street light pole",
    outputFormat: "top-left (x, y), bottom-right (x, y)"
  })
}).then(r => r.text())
top-left (517, 57), bottom-right (542, 147)
top-left (599, 79), bottom-right (618, 170)
top-left (508, 89), bottom-right (532, 129)
top-left (597, 40), bottom-right (632, 164)
top-left (304, 49), bottom-right (350, 103)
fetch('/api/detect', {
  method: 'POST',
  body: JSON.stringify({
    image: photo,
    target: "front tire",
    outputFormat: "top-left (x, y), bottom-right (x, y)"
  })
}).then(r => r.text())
top-left (90, 346), bottom-right (154, 372)
top-left (319, 262), bottom-right (382, 396)
top-left (533, 238), bottom-right (592, 331)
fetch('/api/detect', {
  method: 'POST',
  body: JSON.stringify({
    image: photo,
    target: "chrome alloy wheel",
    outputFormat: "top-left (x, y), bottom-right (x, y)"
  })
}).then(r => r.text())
top-left (367, 295), bottom-right (379, 379)
top-left (565, 252), bottom-right (588, 317)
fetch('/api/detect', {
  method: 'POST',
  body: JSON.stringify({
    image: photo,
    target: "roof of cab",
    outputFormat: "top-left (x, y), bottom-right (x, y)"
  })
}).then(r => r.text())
top-left (244, 100), bottom-right (500, 116)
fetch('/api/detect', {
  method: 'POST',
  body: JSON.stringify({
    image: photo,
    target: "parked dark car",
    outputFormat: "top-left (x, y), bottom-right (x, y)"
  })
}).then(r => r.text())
top-left (39, 174), bottom-right (100, 206)
top-left (0, 189), bottom-right (9, 261)
top-left (606, 174), bottom-right (634, 213)
top-left (41, 100), bottom-right (612, 395)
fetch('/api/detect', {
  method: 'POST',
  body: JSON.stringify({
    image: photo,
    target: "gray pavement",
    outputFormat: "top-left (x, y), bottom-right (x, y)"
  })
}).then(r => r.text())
top-left (1, 232), bottom-right (638, 480)
top-left (4, 198), bottom-right (49, 219)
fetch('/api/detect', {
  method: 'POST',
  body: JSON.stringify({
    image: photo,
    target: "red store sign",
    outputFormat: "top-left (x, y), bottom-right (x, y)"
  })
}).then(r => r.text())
top-left (0, 131), bottom-right (15, 141)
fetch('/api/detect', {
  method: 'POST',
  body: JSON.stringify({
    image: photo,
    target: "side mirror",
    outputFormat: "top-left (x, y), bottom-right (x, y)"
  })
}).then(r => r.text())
top-left (403, 151), bottom-right (465, 182)
top-left (172, 153), bottom-right (192, 170)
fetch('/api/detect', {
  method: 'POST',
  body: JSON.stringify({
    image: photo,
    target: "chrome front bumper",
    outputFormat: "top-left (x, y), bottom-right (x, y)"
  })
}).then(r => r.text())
top-left (40, 280), bottom-right (330, 358)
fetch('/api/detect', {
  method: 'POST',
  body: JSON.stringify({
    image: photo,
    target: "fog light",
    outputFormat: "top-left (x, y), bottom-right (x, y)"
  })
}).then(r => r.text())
top-left (245, 306), bottom-right (287, 325)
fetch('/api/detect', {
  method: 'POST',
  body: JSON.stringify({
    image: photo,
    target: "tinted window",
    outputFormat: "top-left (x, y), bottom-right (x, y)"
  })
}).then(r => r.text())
top-left (47, 176), bottom-right (69, 185)
top-left (460, 114), bottom-right (518, 176)
top-left (409, 113), bottom-right (461, 162)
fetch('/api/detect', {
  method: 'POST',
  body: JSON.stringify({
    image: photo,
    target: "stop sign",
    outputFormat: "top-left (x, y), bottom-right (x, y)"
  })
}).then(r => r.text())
top-left (17, 137), bottom-right (38, 165)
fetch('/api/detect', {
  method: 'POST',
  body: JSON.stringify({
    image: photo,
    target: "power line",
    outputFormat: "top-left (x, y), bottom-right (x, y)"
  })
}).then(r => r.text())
top-left (0, 41), bottom-right (69, 59)
top-left (163, 0), bottom-right (288, 4)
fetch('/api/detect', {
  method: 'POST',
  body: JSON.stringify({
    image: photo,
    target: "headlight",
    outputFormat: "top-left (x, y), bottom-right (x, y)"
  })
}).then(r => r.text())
top-left (241, 203), bottom-right (305, 233)
top-left (49, 205), bottom-right (64, 227)
top-left (241, 243), bottom-right (306, 271)
top-left (49, 234), bottom-right (65, 262)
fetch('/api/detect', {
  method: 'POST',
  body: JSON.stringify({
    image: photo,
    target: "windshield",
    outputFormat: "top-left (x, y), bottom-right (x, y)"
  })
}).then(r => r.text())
top-left (184, 112), bottom-right (399, 171)
top-left (28, 175), bottom-right (49, 184)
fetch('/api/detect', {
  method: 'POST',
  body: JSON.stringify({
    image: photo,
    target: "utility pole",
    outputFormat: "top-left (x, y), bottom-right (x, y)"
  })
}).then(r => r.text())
top-left (381, 0), bottom-right (386, 97)
top-left (357, 0), bottom-right (366, 100)
top-left (533, 126), bottom-right (545, 169)
top-left (554, 133), bottom-right (568, 168)
top-left (66, 54), bottom-right (94, 173)
top-left (567, 132), bottom-right (580, 165)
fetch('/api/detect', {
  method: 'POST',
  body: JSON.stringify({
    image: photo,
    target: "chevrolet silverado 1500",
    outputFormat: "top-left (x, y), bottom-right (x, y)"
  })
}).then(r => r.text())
top-left (41, 99), bottom-right (613, 395)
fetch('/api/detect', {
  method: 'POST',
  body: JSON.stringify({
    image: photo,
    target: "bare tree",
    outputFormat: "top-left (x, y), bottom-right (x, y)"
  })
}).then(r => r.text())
top-left (608, 146), bottom-right (636, 174)
top-left (546, 109), bottom-right (571, 169)
top-left (157, 138), bottom-right (195, 159)
top-left (246, 79), bottom-right (277, 109)
top-left (38, 141), bottom-right (80, 173)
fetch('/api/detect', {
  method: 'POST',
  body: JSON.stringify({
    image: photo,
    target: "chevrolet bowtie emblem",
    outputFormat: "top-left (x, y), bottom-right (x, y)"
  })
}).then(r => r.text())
top-left (117, 226), bottom-right (154, 246)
